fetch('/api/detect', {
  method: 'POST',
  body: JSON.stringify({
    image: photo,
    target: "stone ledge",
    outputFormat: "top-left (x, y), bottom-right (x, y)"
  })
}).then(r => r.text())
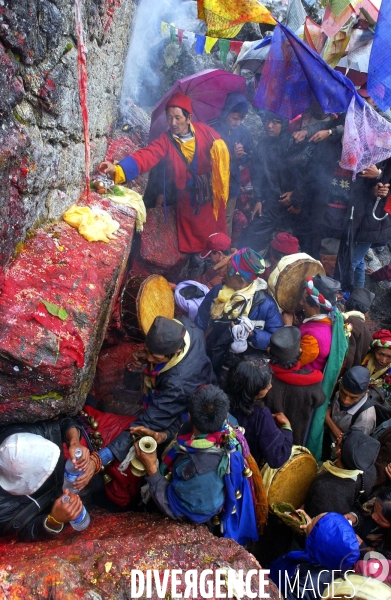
top-left (0, 510), bottom-right (280, 599)
top-left (0, 191), bottom-right (135, 423)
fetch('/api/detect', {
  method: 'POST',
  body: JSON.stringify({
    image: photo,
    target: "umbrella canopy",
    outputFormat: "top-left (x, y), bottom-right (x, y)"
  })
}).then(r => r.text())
top-left (236, 37), bottom-right (272, 74)
top-left (149, 69), bottom-right (247, 142)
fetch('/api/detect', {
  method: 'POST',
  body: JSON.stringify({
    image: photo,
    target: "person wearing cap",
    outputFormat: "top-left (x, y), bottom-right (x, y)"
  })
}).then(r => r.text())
top-left (343, 288), bottom-right (375, 371)
top-left (99, 315), bottom-right (216, 468)
top-left (362, 329), bottom-right (391, 392)
top-left (0, 417), bottom-right (96, 541)
top-left (263, 232), bottom-right (299, 281)
top-left (264, 326), bottom-right (326, 445)
top-left (99, 92), bottom-right (230, 254)
top-left (197, 232), bottom-right (234, 290)
top-left (358, 83), bottom-right (391, 123)
top-left (305, 429), bottom-right (380, 518)
top-left (325, 366), bottom-right (376, 443)
top-left (237, 110), bottom-right (307, 252)
top-left (209, 92), bottom-right (253, 237)
top-left (195, 248), bottom-right (283, 376)
top-left (283, 274), bottom-right (340, 372)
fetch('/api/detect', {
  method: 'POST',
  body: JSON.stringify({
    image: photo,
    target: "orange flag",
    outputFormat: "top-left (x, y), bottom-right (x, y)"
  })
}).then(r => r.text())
top-left (198, 0), bottom-right (276, 38)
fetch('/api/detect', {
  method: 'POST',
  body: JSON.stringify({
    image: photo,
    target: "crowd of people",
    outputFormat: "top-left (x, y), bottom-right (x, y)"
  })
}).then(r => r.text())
top-left (2, 88), bottom-right (391, 599)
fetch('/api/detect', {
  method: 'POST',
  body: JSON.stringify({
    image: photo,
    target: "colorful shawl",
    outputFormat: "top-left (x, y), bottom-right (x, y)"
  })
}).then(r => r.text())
top-left (271, 361), bottom-right (324, 386)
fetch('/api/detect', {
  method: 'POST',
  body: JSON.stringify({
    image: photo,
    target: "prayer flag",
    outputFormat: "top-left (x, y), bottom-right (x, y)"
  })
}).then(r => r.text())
top-left (219, 38), bottom-right (230, 63)
top-left (304, 16), bottom-right (326, 54)
top-left (195, 34), bottom-right (206, 54)
top-left (229, 40), bottom-right (243, 54)
top-left (184, 31), bottom-right (196, 47)
top-left (170, 25), bottom-right (176, 43)
top-left (197, 0), bottom-right (276, 38)
top-left (161, 22), bottom-right (169, 35)
top-left (368, 0), bottom-right (391, 112)
top-left (177, 29), bottom-right (184, 43)
top-left (285, 0), bottom-right (307, 33)
top-left (205, 36), bottom-right (218, 53)
top-left (254, 23), bottom-right (362, 119)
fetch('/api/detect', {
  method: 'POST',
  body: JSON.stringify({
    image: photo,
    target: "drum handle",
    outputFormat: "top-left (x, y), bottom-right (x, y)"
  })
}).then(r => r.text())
top-left (372, 196), bottom-right (388, 221)
top-left (228, 293), bottom-right (249, 319)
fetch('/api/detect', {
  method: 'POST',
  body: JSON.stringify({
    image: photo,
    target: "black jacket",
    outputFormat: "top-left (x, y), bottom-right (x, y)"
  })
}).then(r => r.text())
top-left (108, 317), bottom-right (216, 462)
top-left (0, 417), bottom-right (81, 541)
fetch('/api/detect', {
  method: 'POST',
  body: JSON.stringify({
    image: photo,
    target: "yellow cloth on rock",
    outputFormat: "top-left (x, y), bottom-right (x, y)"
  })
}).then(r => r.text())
top-left (198, 0), bottom-right (276, 38)
top-left (63, 205), bottom-right (120, 243)
top-left (210, 278), bottom-right (267, 320)
top-left (105, 186), bottom-right (146, 233)
top-left (210, 138), bottom-right (230, 219)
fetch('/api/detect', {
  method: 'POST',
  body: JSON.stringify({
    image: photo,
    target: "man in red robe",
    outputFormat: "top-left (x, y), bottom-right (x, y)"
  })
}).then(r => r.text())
top-left (99, 92), bottom-right (229, 254)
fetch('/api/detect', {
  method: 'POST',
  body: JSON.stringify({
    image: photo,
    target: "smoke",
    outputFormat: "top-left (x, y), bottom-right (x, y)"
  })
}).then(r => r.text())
top-left (120, 0), bottom-right (202, 110)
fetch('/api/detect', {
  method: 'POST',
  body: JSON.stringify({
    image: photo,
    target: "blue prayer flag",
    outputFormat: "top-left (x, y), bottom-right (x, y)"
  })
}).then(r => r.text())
top-left (368, 0), bottom-right (391, 112)
top-left (195, 34), bottom-right (206, 55)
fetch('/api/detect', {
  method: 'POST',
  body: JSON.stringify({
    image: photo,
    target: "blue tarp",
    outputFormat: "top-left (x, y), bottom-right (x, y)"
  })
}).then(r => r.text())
top-left (254, 22), bottom-right (364, 119)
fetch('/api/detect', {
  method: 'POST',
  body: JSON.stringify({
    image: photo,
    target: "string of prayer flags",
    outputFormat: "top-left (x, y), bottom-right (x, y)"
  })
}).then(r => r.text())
top-left (160, 21), bottom-right (244, 59)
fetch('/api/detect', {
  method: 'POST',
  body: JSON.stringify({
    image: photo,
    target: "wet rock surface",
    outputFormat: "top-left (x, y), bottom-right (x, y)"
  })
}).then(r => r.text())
top-left (0, 0), bottom-right (135, 268)
top-left (0, 192), bottom-right (136, 423)
top-left (0, 510), bottom-right (279, 600)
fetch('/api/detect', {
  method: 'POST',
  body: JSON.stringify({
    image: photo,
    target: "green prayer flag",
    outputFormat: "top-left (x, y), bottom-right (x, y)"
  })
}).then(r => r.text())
top-left (219, 39), bottom-right (230, 63)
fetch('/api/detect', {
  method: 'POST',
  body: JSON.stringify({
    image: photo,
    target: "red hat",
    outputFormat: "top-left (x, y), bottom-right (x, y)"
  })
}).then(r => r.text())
top-left (200, 232), bottom-right (232, 259)
top-left (372, 329), bottom-right (391, 348)
top-left (270, 232), bottom-right (299, 255)
top-left (165, 92), bottom-right (193, 114)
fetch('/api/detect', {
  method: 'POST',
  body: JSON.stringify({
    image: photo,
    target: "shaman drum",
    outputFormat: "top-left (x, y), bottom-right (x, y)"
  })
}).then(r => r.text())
top-left (268, 252), bottom-right (325, 313)
top-left (136, 274), bottom-right (174, 335)
top-left (120, 273), bottom-right (174, 338)
top-left (261, 445), bottom-right (317, 509)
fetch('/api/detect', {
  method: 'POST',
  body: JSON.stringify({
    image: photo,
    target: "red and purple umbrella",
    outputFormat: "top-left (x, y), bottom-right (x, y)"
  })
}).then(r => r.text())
top-left (149, 69), bottom-right (247, 142)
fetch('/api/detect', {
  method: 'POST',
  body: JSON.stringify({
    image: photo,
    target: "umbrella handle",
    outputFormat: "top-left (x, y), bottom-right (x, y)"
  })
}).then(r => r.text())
top-left (372, 196), bottom-right (388, 221)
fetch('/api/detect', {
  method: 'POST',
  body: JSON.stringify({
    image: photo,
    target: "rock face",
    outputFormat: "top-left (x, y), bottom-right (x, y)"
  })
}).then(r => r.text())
top-left (0, 192), bottom-right (136, 423)
top-left (0, 510), bottom-right (280, 599)
top-left (0, 0), bottom-right (135, 270)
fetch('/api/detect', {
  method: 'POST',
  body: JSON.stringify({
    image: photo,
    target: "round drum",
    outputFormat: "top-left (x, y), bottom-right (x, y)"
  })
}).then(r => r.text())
top-left (136, 274), bottom-right (174, 335)
top-left (261, 445), bottom-right (317, 509)
top-left (120, 272), bottom-right (147, 340)
top-left (268, 253), bottom-right (325, 312)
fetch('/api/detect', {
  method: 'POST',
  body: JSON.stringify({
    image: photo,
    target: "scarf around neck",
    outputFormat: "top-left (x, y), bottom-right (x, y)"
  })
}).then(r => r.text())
top-left (271, 361), bottom-right (323, 385)
top-left (210, 278), bottom-right (267, 320)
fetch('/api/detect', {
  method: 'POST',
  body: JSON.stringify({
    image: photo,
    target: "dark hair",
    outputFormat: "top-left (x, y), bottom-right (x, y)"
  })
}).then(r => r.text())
top-left (165, 107), bottom-right (190, 119)
top-left (345, 297), bottom-right (369, 314)
top-left (269, 354), bottom-right (301, 369)
top-left (165, 339), bottom-right (186, 361)
top-left (270, 247), bottom-right (286, 262)
top-left (377, 488), bottom-right (391, 525)
top-left (226, 358), bottom-right (272, 416)
top-left (305, 292), bottom-right (330, 315)
top-left (188, 385), bottom-right (229, 433)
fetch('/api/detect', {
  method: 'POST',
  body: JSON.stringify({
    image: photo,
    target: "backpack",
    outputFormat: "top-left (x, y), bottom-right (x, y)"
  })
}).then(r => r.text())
top-left (350, 388), bottom-right (391, 437)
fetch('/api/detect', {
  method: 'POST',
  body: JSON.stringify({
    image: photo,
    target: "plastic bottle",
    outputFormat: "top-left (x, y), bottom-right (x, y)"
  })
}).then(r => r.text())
top-left (61, 495), bottom-right (90, 531)
top-left (63, 447), bottom-right (83, 494)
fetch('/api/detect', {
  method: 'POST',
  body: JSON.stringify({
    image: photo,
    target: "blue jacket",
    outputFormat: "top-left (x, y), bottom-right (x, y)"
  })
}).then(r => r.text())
top-left (195, 283), bottom-right (283, 351)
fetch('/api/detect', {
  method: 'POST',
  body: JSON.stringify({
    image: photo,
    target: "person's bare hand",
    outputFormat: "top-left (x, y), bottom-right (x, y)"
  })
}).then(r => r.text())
top-left (130, 348), bottom-right (148, 367)
top-left (273, 412), bottom-right (291, 428)
top-left (251, 202), bottom-right (262, 220)
top-left (69, 445), bottom-right (90, 472)
top-left (293, 130), bottom-right (308, 143)
top-left (135, 441), bottom-right (158, 476)
top-left (279, 191), bottom-right (293, 207)
top-left (366, 267), bottom-right (375, 275)
top-left (374, 182), bottom-right (390, 198)
top-left (98, 161), bottom-right (116, 180)
top-left (344, 512), bottom-right (358, 526)
top-left (309, 130), bottom-right (331, 143)
top-left (155, 194), bottom-right (164, 207)
top-left (234, 143), bottom-right (244, 159)
top-left (129, 426), bottom-right (167, 445)
top-left (359, 165), bottom-right (382, 179)
top-left (51, 491), bottom-right (83, 524)
top-left (385, 463), bottom-right (391, 480)
top-left (282, 311), bottom-right (294, 326)
top-left (288, 205), bottom-right (301, 214)
top-left (72, 459), bottom-right (96, 491)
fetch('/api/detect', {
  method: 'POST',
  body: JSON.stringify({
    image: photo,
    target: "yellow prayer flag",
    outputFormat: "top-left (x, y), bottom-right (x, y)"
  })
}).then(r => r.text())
top-left (198, 0), bottom-right (276, 38)
top-left (161, 22), bottom-right (169, 35)
top-left (205, 36), bottom-right (218, 53)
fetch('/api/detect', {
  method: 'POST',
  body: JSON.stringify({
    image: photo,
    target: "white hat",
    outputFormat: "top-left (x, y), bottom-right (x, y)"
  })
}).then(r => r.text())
top-left (0, 433), bottom-right (60, 495)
